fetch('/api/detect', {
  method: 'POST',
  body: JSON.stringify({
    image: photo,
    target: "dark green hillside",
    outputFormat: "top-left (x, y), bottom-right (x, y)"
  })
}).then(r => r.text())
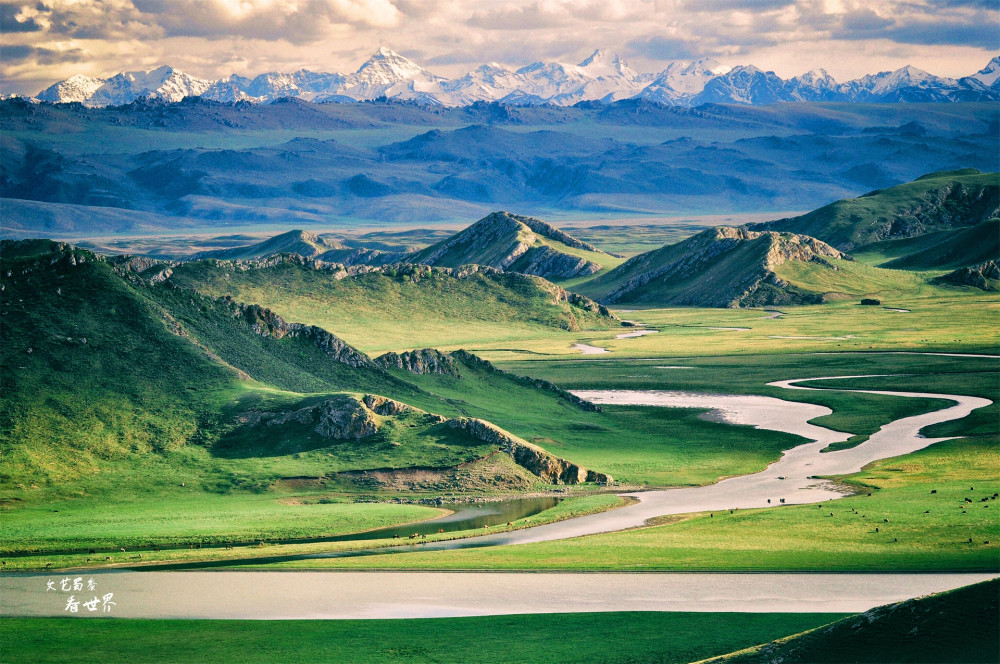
top-left (579, 226), bottom-right (845, 307)
top-left (879, 218), bottom-right (1000, 269)
top-left (755, 170), bottom-right (999, 251)
top-left (708, 579), bottom-right (999, 664)
top-left (0, 241), bottom-right (625, 503)
top-left (0, 242), bottom-right (238, 488)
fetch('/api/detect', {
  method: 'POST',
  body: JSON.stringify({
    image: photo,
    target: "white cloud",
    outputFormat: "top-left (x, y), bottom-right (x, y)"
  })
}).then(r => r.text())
top-left (0, 0), bottom-right (995, 94)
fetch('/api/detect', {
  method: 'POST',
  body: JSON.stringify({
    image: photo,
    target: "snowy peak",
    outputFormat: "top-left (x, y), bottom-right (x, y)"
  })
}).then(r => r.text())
top-left (30, 53), bottom-right (1000, 107)
top-left (36, 74), bottom-right (106, 104)
top-left (578, 50), bottom-right (637, 79)
top-left (968, 56), bottom-right (1000, 87)
top-left (355, 47), bottom-right (433, 84)
top-left (795, 68), bottom-right (838, 89)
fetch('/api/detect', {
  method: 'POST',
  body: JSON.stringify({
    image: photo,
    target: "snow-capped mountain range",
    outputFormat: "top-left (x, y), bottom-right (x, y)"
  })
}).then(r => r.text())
top-left (32, 49), bottom-right (1000, 108)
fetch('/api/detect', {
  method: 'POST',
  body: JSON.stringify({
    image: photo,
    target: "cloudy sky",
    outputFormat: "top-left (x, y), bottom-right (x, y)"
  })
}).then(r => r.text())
top-left (1, 0), bottom-right (997, 94)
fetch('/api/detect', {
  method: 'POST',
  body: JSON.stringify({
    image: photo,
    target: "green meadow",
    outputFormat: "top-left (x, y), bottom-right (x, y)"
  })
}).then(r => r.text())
top-left (1, 612), bottom-right (846, 664)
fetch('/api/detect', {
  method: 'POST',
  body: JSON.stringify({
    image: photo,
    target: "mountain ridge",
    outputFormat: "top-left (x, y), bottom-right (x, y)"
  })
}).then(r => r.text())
top-left (27, 51), bottom-right (1000, 108)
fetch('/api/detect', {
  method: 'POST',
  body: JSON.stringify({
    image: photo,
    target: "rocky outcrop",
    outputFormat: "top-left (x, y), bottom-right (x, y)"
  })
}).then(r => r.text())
top-left (265, 397), bottom-right (379, 440)
top-left (513, 244), bottom-right (602, 279)
top-left (220, 296), bottom-right (373, 368)
top-left (447, 416), bottom-right (611, 485)
top-left (362, 394), bottom-right (432, 418)
top-left (374, 348), bottom-right (460, 376)
top-left (934, 260), bottom-right (999, 291)
top-left (516, 214), bottom-right (602, 252)
top-left (599, 227), bottom-right (846, 308)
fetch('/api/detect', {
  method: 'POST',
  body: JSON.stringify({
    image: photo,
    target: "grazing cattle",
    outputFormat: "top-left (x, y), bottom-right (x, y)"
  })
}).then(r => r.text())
top-left (88, 549), bottom-right (95, 554)
top-left (105, 557), bottom-right (111, 561)
top-left (930, 490), bottom-right (937, 494)
top-left (779, 499), bottom-right (785, 503)
top-left (875, 527), bottom-right (879, 533)
top-left (767, 499), bottom-right (771, 503)
top-left (438, 529), bottom-right (444, 533)
top-left (883, 518), bottom-right (889, 523)
top-left (393, 535), bottom-right (400, 539)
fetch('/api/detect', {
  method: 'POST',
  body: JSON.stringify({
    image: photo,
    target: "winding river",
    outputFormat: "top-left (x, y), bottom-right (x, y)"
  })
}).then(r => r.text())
top-left (2, 371), bottom-right (994, 618)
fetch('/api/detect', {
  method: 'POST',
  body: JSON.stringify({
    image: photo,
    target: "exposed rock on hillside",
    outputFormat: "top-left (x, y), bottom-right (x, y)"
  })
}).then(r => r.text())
top-left (407, 211), bottom-right (606, 279)
top-left (447, 417), bottom-right (611, 485)
top-left (375, 348), bottom-right (460, 376)
top-left (591, 226), bottom-right (845, 307)
top-left (934, 260), bottom-right (999, 291)
top-left (263, 397), bottom-right (380, 440)
top-left (362, 394), bottom-right (433, 417)
top-left (220, 296), bottom-right (373, 368)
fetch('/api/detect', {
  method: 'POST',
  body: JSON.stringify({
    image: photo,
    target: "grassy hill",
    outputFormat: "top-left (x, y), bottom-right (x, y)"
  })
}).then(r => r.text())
top-left (0, 241), bottom-right (614, 501)
top-left (754, 169), bottom-right (999, 251)
top-left (407, 211), bottom-right (620, 280)
top-left (168, 255), bottom-right (621, 353)
top-left (706, 579), bottom-right (999, 664)
top-left (578, 226), bottom-right (846, 307)
top-left (854, 218), bottom-right (1000, 270)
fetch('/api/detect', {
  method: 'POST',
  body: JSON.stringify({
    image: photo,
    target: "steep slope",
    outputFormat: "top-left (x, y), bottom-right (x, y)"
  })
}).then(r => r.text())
top-left (754, 170), bottom-right (999, 251)
top-left (873, 218), bottom-right (1000, 270)
top-left (407, 211), bottom-right (612, 279)
top-left (167, 256), bottom-right (621, 352)
top-left (707, 579), bottom-right (999, 664)
top-left (581, 227), bottom-right (846, 307)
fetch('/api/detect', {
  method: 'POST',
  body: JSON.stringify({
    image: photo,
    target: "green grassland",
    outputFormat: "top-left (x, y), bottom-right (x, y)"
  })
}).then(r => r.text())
top-left (0, 611), bottom-right (846, 664)
top-left (465, 291), bottom-right (997, 360)
top-left (274, 435), bottom-right (999, 572)
top-left (0, 494), bottom-right (625, 570)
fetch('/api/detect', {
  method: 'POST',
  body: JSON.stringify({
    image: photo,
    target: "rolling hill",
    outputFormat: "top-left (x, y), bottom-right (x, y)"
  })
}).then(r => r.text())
top-left (0, 240), bottom-right (614, 507)
top-left (579, 226), bottom-right (846, 307)
top-left (753, 169), bottom-right (999, 251)
top-left (192, 229), bottom-right (406, 266)
top-left (167, 254), bottom-right (620, 352)
top-left (406, 211), bottom-right (616, 280)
